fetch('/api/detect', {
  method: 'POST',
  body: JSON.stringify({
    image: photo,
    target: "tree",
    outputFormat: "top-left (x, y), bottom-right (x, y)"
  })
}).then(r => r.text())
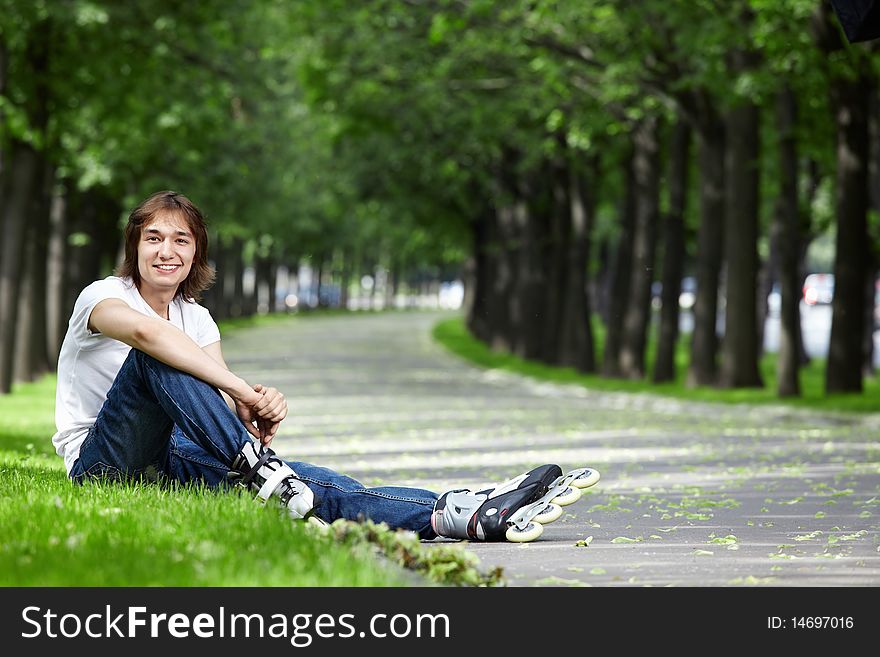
top-left (813, 1), bottom-right (874, 393)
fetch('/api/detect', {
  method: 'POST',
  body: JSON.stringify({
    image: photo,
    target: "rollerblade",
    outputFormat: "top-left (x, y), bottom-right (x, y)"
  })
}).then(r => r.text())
top-left (229, 441), bottom-right (325, 525)
top-left (432, 464), bottom-right (600, 543)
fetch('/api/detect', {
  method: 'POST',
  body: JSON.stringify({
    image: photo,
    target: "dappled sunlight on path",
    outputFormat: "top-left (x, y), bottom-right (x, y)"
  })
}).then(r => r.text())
top-left (223, 312), bottom-right (880, 586)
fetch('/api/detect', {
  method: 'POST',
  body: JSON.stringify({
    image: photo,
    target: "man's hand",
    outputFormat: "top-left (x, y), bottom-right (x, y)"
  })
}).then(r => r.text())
top-left (252, 384), bottom-right (287, 447)
top-left (232, 389), bottom-right (265, 442)
top-left (235, 384), bottom-right (287, 447)
top-left (252, 384), bottom-right (288, 424)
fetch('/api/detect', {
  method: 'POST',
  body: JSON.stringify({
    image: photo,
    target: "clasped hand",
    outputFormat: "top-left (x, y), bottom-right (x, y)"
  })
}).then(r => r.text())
top-left (234, 383), bottom-right (288, 447)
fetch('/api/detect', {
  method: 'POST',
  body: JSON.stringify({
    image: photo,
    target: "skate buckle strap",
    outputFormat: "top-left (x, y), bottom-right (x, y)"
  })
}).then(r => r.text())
top-left (258, 466), bottom-right (295, 502)
top-left (241, 446), bottom-right (275, 487)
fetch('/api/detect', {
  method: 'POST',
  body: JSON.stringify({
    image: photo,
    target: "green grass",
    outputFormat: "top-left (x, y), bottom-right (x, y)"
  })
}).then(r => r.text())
top-left (0, 376), bottom-right (57, 456)
top-left (0, 373), bottom-right (499, 587)
top-left (433, 316), bottom-right (880, 413)
top-left (0, 455), bottom-right (406, 586)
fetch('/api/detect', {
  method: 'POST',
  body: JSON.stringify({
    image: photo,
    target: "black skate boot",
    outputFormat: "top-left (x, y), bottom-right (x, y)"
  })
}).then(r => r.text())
top-left (431, 464), bottom-right (563, 541)
top-left (432, 465), bottom-right (601, 543)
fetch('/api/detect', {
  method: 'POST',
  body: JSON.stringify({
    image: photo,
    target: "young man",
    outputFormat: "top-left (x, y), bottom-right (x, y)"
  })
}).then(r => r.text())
top-left (52, 191), bottom-right (599, 543)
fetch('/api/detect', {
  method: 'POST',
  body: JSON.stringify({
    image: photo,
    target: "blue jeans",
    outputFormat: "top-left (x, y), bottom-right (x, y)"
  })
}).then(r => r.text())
top-left (69, 349), bottom-right (438, 539)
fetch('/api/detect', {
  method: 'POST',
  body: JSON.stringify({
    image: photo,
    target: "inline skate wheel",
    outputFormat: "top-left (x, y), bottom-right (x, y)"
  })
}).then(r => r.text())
top-left (552, 486), bottom-right (582, 506)
top-left (306, 516), bottom-right (331, 532)
top-left (571, 468), bottom-right (601, 489)
top-left (534, 503), bottom-right (563, 524)
top-left (506, 521), bottom-right (544, 543)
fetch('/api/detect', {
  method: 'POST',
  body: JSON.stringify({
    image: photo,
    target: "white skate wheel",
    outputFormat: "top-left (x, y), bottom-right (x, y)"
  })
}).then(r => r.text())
top-left (506, 521), bottom-right (544, 543)
top-left (571, 468), bottom-right (601, 489)
top-left (306, 516), bottom-right (330, 532)
top-left (552, 486), bottom-right (582, 506)
top-left (534, 503), bottom-right (563, 524)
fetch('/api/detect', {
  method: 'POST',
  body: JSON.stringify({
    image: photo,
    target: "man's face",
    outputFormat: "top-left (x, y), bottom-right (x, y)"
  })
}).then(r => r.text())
top-left (137, 212), bottom-right (196, 296)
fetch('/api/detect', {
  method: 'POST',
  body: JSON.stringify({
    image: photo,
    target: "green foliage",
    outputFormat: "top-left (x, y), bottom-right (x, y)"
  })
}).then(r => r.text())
top-left (4, 0), bottom-right (866, 274)
top-left (329, 519), bottom-right (505, 587)
top-left (4, 1), bottom-right (877, 385)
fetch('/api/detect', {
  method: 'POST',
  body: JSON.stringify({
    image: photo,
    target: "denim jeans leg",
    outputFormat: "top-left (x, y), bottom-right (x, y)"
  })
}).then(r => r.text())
top-left (286, 461), bottom-right (438, 539)
top-left (74, 349), bottom-right (440, 537)
top-left (166, 425), bottom-right (232, 488)
top-left (169, 437), bottom-right (439, 538)
top-left (74, 349), bottom-right (252, 482)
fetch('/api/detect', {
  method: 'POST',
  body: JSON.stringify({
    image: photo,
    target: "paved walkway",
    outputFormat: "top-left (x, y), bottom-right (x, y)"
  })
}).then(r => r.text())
top-left (223, 311), bottom-right (880, 586)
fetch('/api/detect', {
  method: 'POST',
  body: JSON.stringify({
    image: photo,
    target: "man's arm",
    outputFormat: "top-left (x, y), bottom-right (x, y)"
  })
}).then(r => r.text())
top-left (89, 298), bottom-right (266, 439)
top-left (202, 340), bottom-right (288, 446)
top-left (202, 341), bottom-right (237, 412)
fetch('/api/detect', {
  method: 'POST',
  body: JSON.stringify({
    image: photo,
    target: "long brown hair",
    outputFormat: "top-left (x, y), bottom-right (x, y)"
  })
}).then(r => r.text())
top-left (115, 190), bottom-right (215, 302)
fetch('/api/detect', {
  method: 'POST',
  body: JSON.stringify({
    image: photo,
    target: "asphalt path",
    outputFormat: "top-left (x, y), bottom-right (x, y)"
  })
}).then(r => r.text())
top-left (222, 311), bottom-right (880, 587)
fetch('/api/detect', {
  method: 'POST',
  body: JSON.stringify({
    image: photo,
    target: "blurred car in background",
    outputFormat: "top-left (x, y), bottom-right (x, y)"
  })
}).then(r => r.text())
top-left (803, 273), bottom-right (834, 306)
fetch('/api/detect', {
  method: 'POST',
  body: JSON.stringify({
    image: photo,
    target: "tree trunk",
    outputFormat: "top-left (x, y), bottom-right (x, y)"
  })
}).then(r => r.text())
top-left (688, 118), bottom-right (725, 386)
top-left (602, 148), bottom-right (636, 378)
top-left (316, 255), bottom-right (327, 309)
top-left (595, 238), bottom-right (612, 323)
top-left (15, 232), bottom-right (38, 383)
top-left (46, 186), bottom-right (67, 366)
top-left (286, 257), bottom-right (300, 312)
top-left (775, 85), bottom-right (802, 397)
top-left (339, 249), bottom-right (351, 311)
top-left (204, 231), bottom-right (225, 320)
top-left (872, 87), bottom-right (880, 213)
top-left (863, 258), bottom-right (877, 376)
top-left (219, 236), bottom-right (237, 317)
top-left (557, 155), bottom-right (597, 373)
top-left (14, 161), bottom-right (53, 382)
top-left (386, 258), bottom-right (399, 310)
top-left (812, 0), bottom-right (872, 393)
top-left (462, 254), bottom-right (477, 323)
top-left (513, 171), bottom-right (545, 361)
top-left (654, 120), bottom-right (691, 383)
top-left (864, 88), bottom-right (880, 376)
top-left (466, 210), bottom-right (491, 341)
top-left (0, 141), bottom-right (41, 393)
top-left (254, 253), bottom-right (271, 315)
top-left (487, 206), bottom-right (515, 350)
top-left (487, 158), bottom-right (519, 352)
top-left (826, 69), bottom-right (871, 393)
top-left (267, 257), bottom-right (279, 314)
top-left (232, 238), bottom-right (246, 316)
top-left (0, 34), bottom-right (7, 194)
top-left (542, 159), bottom-right (568, 365)
top-left (62, 187), bottom-right (93, 323)
top-left (0, 20), bottom-right (50, 393)
top-left (719, 49), bottom-right (763, 389)
top-left (620, 117), bottom-right (661, 379)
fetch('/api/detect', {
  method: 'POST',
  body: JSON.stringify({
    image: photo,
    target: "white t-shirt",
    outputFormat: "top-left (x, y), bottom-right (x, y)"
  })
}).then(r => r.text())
top-left (52, 276), bottom-right (221, 474)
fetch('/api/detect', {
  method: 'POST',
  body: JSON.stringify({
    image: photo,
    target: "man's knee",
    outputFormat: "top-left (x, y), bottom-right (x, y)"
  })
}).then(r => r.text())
top-left (130, 348), bottom-right (163, 371)
top-left (131, 349), bottom-right (192, 383)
